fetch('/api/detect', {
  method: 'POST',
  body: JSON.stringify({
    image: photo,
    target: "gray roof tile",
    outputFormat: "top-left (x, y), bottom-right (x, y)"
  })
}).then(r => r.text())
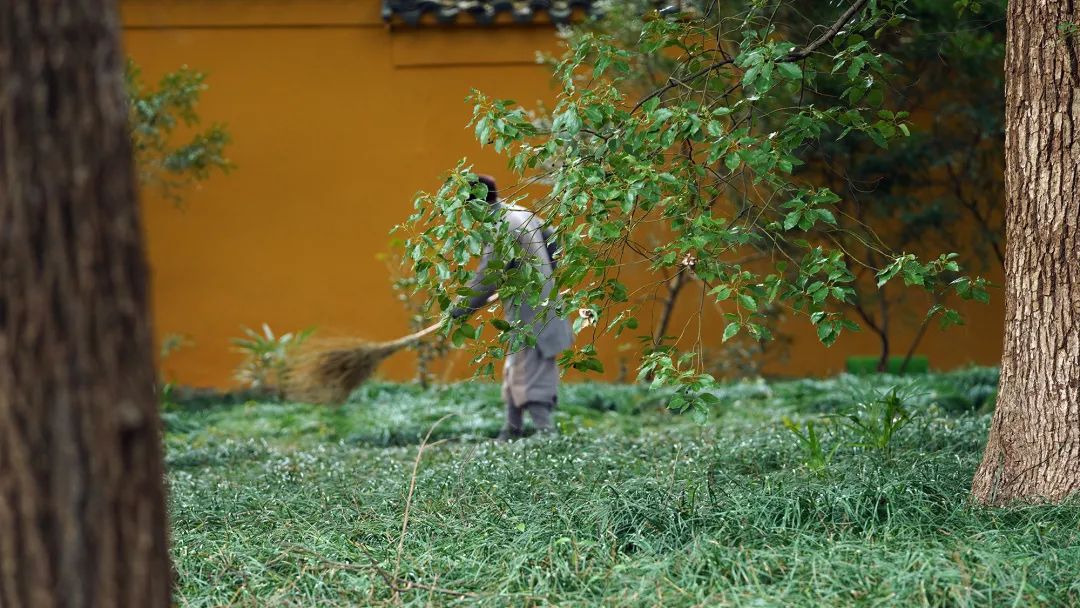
top-left (382, 1), bottom-right (602, 26)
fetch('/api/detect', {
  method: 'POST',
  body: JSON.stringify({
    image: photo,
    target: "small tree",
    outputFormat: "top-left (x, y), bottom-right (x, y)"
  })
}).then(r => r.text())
top-left (126, 59), bottom-right (232, 204)
top-left (126, 59), bottom-right (232, 366)
top-left (401, 0), bottom-right (989, 412)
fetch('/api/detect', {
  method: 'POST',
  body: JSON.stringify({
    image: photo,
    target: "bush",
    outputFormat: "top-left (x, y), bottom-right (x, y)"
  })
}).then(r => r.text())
top-left (846, 355), bottom-right (930, 375)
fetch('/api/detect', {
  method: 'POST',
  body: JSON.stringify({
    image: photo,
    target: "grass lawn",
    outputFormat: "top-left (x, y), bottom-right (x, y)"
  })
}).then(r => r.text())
top-left (165, 368), bottom-right (1080, 607)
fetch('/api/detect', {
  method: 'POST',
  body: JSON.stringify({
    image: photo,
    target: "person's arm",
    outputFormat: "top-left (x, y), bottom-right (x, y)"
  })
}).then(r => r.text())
top-left (449, 247), bottom-right (500, 319)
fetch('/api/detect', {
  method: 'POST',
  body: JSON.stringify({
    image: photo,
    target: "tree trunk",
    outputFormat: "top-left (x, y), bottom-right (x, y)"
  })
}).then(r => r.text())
top-left (653, 269), bottom-right (689, 349)
top-left (971, 0), bottom-right (1080, 505)
top-left (875, 291), bottom-right (890, 373)
top-left (0, 1), bottom-right (172, 606)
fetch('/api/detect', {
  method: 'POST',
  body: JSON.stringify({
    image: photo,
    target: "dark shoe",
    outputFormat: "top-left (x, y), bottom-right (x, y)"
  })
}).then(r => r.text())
top-left (495, 426), bottom-right (524, 442)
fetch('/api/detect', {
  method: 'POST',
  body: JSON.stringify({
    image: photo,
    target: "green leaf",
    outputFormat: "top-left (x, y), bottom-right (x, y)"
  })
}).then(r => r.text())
top-left (742, 64), bottom-right (762, 89)
top-left (554, 108), bottom-right (582, 137)
top-left (817, 322), bottom-right (837, 345)
top-left (722, 322), bottom-right (740, 342)
top-left (451, 327), bottom-right (468, 348)
top-left (816, 209), bottom-right (837, 225)
top-left (783, 212), bottom-right (801, 231)
top-left (847, 56), bottom-right (865, 80)
top-left (575, 357), bottom-right (605, 373)
top-left (777, 61), bottom-right (802, 81)
top-left (710, 285), bottom-right (732, 301)
top-left (583, 105), bottom-right (604, 125)
top-left (475, 116), bottom-right (492, 144)
top-left (877, 261), bottom-right (902, 287)
top-left (939, 308), bottom-right (965, 328)
top-left (758, 61), bottom-right (774, 90)
top-left (725, 152), bottom-right (741, 171)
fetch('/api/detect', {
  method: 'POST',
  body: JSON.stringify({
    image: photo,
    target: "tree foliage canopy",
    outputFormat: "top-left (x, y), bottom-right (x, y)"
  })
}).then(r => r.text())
top-left (401, 0), bottom-right (993, 410)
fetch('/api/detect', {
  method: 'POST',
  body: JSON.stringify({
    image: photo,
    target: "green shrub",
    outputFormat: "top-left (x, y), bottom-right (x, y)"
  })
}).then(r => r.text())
top-left (846, 355), bottom-right (930, 375)
top-left (231, 324), bottom-right (314, 400)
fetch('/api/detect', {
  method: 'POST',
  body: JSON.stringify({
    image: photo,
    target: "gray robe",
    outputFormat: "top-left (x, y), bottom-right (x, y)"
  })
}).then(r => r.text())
top-left (460, 202), bottom-right (573, 359)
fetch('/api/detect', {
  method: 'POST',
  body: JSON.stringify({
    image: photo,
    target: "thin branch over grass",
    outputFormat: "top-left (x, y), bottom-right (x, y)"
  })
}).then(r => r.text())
top-left (393, 414), bottom-right (453, 601)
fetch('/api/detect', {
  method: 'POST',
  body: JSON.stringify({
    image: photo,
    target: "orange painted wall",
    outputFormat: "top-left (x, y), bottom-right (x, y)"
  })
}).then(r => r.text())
top-left (122, 0), bottom-right (1005, 388)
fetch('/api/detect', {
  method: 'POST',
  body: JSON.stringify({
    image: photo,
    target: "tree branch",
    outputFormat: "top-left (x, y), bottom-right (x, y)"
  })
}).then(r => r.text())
top-left (631, 0), bottom-right (871, 114)
top-left (788, 0), bottom-right (871, 61)
top-left (945, 161), bottom-right (1005, 267)
top-left (632, 59), bottom-right (734, 114)
top-left (287, 544), bottom-right (481, 600)
top-left (899, 292), bottom-right (940, 374)
top-left (654, 270), bottom-right (690, 347)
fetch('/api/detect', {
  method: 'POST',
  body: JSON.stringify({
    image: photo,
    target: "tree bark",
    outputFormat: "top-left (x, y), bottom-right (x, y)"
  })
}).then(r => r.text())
top-left (0, 1), bottom-right (172, 606)
top-left (971, 0), bottom-right (1080, 505)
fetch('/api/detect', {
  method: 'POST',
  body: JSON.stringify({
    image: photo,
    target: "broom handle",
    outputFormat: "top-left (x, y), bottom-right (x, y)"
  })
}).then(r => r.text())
top-left (385, 288), bottom-right (572, 351)
top-left (380, 293), bottom-right (500, 351)
top-left (384, 319), bottom-right (443, 349)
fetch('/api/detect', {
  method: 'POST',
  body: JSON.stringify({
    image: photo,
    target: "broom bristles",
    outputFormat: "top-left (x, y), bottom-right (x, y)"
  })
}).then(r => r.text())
top-left (287, 337), bottom-right (404, 405)
top-left (285, 313), bottom-right (455, 405)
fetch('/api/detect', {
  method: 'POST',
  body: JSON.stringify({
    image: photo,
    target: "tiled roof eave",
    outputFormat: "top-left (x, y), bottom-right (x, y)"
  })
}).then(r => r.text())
top-left (382, 1), bottom-right (602, 27)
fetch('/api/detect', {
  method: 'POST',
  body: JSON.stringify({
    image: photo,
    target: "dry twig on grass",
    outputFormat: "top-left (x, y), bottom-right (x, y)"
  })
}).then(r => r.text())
top-left (286, 544), bottom-right (478, 600)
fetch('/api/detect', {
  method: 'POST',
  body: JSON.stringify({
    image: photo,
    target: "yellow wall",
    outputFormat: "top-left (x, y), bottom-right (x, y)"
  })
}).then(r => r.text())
top-left (122, 0), bottom-right (1005, 388)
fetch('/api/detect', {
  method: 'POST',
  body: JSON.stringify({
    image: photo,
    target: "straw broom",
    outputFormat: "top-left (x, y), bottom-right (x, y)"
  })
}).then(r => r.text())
top-left (288, 287), bottom-right (572, 405)
top-left (286, 294), bottom-right (497, 405)
top-left (285, 324), bottom-right (443, 405)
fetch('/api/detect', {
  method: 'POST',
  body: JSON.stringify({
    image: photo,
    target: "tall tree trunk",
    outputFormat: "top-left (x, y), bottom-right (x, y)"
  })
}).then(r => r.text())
top-left (971, 0), bottom-right (1080, 505)
top-left (0, 1), bottom-right (172, 606)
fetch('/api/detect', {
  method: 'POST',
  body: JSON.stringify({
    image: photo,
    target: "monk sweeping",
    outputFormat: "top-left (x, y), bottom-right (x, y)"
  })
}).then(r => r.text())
top-left (449, 174), bottom-right (573, 441)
